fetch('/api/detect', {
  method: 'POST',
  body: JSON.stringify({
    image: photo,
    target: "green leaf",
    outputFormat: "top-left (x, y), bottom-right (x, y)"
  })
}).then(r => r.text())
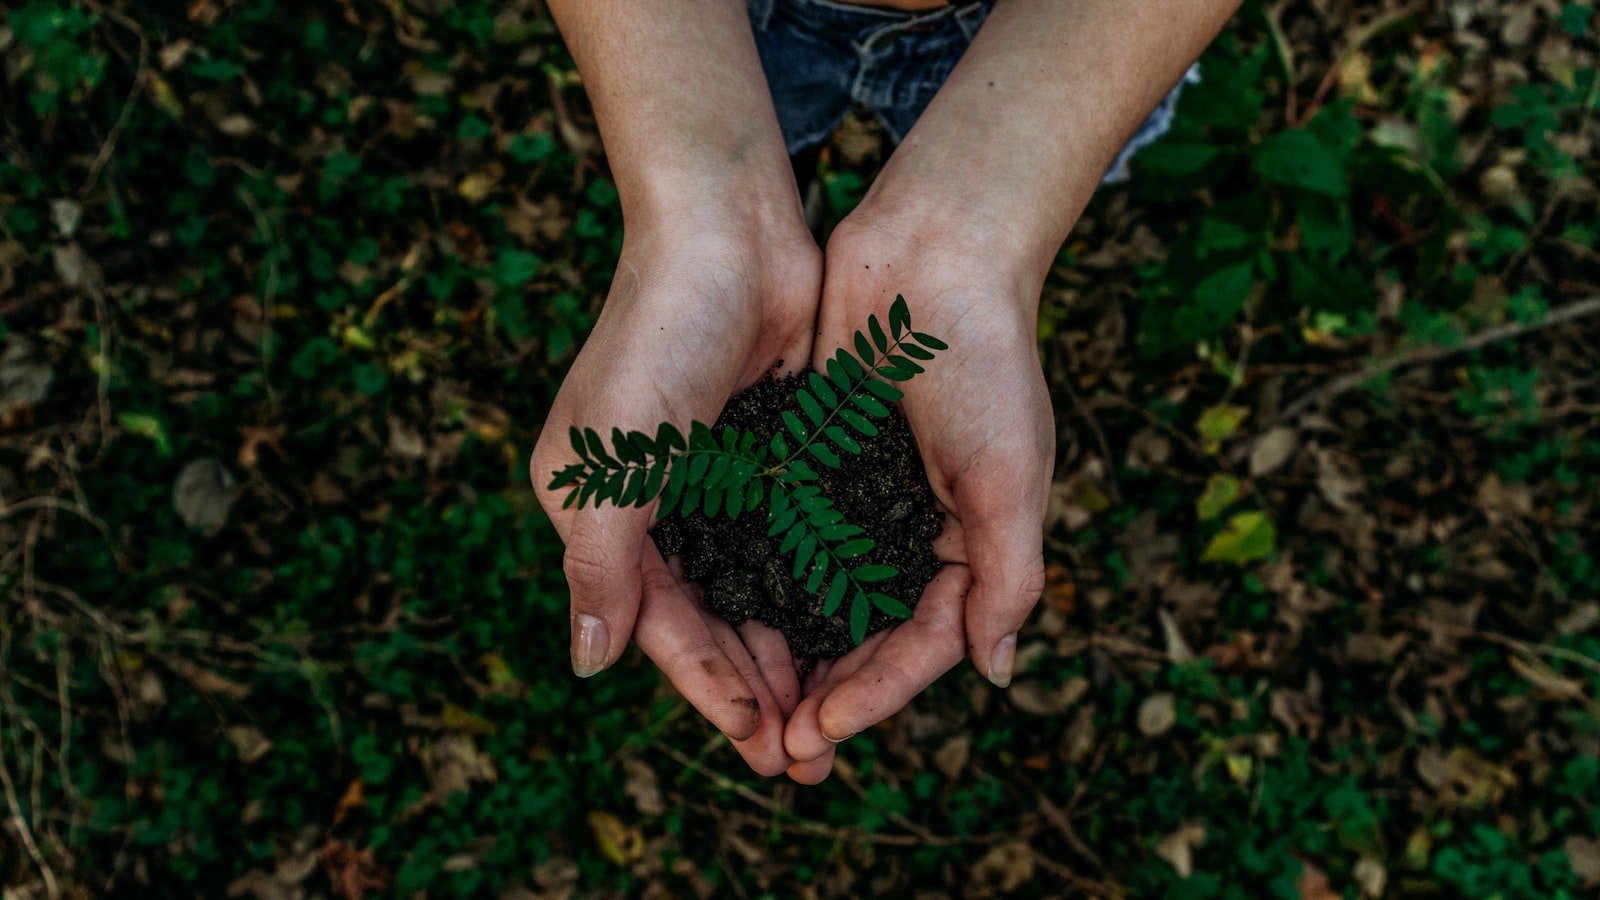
top-left (805, 561), bottom-right (826, 594)
top-left (850, 594), bottom-right (871, 644)
top-left (869, 316), bottom-right (889, 353)
top-left (826, 357), bottom-right (851, 393)
top-left (807, 507), bottom-right (844, 528)
top-left (852, 393), bottom-right (891, 417)
top-left (688, 451), bottom-right (711, 483)
top-left (745, 479), bottom-right (763, 513)
top-left (834, 538), bottom-right (874, 559)
top-left (807, 372), bottom-right (837, 409)
top-left (1252, 128), bottom-right (1349, 197)
top-left (783, 410), bottom-right (809, 445)
top-left (825, 426), bottom-right (861, 456)
top-left (548, 465), bottom-right (583, 491)
top-left (793, 535), bottom-right (817, 579)
top-left (869, 593), bottom-right (914, 619)
top-left (1195, 473), bottom-right (1240, 522)
top-left (702, 482), bottom-right (723, 517)
top-left (724, 483), bottom-right (742, 519)
top-left (602, 468), bottom-right (628, 502)
top-left (778, 522), bottom-right (805, 554)
top-left (824, 570), bottom-right (849, 615)
top-left (770, 432), bottom-right (789, 458)
top-left (619, 468), bottom-right (647, 506)
top-left (911, 331), bottom-right (947, 351)
top-left (612, 427), bottom-right (644, 464)
top-left (852, 565), bottom-right (897, 583)
top-left (578, 477), bottom-right (602, 509)
top-left (879, 366), bottom-right (915, 383)
top-left (658, 458), bottom-right (689, 518)
top-left (707, 456), bottom-right (731, 489)
top-left (818, 523), bottom-right (863, 541)
top-left (1201, 511), bottom-right (1277, 564)
top-left (788, 460), bottom-right (819, 482)
top-left (569, 426), bottom-right (587, 461)
top-left (854, 332), bottom-right (875, 365)
top-left (899, 343), bottom-right (934, 361)
top-left (887, 355), bottom-right (924, 375)
top-left (689, 421), bottom-right (716, 449)
top-left (641, 460), bottom-right (665, 506)
top-left (626, 429), bottom-right (657, 459)
top-left (836, 348), bottom-right (865, 381)
top-left (584, 428), bottom-right (617, 467)
top-left (862, 379), bottom-right (903, 403)
top-left (808, 443), bottom-right (841, 469)
top-left (657, 422), bottom-right (685, 453)
top-left (768, 505), bottom-right (798, 537)
top-left (769, 486), bottom-right (791, 517)
top-left (796, 389), bottom-right (825, 426)
top-left (889, 295), bottom-right (911, 337)
top-left (839, 409), bottom-right (879, 437)
top-left (1196, 404), bottom-right (1250, 455)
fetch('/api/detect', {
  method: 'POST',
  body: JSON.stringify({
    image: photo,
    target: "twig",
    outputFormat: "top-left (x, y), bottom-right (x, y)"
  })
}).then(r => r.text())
top-left (1234, 296), bottom-right (1600, 464)
top-left (1058, 379), bottom-right (1121, 504)
top-left (78, 1), bottom-right (149, 199)
top-left (0, 688), bottom-right (61, 900)
top-left (1413, 618), bottom-right (1600, 678)
top-left (1030, 852), bottom-right (1121, 900)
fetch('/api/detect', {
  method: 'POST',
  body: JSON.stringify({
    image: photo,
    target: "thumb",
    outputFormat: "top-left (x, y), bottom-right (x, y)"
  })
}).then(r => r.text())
top-left (560, 505), bottom-right (650, 677)
top-left (955, 460), bottom-right (1048, 689)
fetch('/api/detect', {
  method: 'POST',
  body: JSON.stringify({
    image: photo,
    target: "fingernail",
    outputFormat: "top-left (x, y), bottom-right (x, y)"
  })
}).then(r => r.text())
top-left (987, 632), bottom-right (1017, 689)
top-left (825, 731), bottom-right (856, 744)
top-left (572, 614), bottom-right (609, 678)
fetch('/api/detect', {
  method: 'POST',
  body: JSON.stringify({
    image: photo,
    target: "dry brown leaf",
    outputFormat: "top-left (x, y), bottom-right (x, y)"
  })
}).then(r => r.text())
top-left (320, 839), bottom-right (392, 900)
top-left (933, 734), bottom-right (971, 780)
top-left (1565, 836), bottom-right (1600, 886)
top-left (1156, 821), bottom-right (1206, 878)
top-left (1138, 692), bottom-right (1177, 736)
top-left (1295, 857), bottom-right (1339, 900)
top-left (967, 841), bottom-right (1036, 896)
top-left (226, 725), bottom-right (272, 765)
top-left (622, 758), bottom-right (666, 817)
top-left (1250, 426), bottom-right (1298, 476)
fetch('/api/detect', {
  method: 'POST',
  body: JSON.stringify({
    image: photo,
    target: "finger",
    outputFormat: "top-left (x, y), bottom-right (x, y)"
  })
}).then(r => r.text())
top-left (783, 627), bottom-right (895, 763)
top-left (561, 509), bottom-right (653, 677)
top-left (956, 469), bottom-right (1048, 689)
top-left (739, 620), bottom-right (801, 719)
top-left (813, 565), bottom-right (970, 742)
top-left (633, 550), bottom-right (766, 744)
top-left (710, 619), bottom-right (794, 777)
top-left (931, 515), bottom-right (966, 564)
top-left (786, 751), bottom-right (835, 785)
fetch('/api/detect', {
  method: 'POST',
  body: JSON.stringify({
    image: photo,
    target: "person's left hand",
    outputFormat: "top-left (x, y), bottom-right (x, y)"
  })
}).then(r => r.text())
top-left (780, 204), bottom-right (1056, 783)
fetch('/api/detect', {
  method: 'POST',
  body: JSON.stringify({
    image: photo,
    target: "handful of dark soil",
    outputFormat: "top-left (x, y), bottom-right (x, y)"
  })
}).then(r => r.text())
top-left (651, 374), bottom-right (942, 663)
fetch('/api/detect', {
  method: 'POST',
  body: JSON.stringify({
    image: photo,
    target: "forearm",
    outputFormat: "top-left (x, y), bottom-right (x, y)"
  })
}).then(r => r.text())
top-left (547, 0), bottom-right (801, 227)
top-left (861, 0), bottom-right (1241, 293)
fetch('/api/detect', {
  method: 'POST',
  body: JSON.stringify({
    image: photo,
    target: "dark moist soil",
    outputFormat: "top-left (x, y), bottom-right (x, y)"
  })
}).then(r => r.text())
top-left (651, 373), bottom-right (942, 665)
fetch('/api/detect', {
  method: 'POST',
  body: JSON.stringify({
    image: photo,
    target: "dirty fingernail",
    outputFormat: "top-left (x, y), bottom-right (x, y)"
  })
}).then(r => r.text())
top-left (987, 632), bottom-right (1017, 688)
top-left (572, 613), bottom-right (609, 678)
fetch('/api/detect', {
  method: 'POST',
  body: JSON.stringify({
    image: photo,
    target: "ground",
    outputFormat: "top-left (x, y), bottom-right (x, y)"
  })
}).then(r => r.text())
top-left (1, 1), bottom-right (1598, 898)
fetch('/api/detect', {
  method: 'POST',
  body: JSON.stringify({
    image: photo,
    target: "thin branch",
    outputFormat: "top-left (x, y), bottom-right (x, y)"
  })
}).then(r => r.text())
top-left (1234, 295), bottom-right (1600, 464)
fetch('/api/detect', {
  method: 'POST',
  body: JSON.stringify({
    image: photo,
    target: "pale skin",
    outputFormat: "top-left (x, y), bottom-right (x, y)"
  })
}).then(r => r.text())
top-left (528, 0), bottom-right (1242, 782)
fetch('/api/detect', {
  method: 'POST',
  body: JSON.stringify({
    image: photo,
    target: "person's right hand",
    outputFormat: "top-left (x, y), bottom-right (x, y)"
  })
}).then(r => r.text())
top-left (530, 203), bottom-right (820, 776)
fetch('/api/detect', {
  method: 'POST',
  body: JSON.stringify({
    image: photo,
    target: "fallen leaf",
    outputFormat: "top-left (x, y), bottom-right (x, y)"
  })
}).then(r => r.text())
top-left (174, 457), bottom-right (238, 536)
top-left (1138, 692), bottom-right (1177, 736)
top-left (332, 779), bottom-right (365, 826)
top-left (1353, 856), bottom-right (1387, 898)
top-left (320, 839), bottom-right (392, 900)
top-left (1249, 426), bottom-right (1298, 476)
top-left (1295, 856), bottom-right (1339, 900)
top-left (1195, 473), bottom-right (1240, 521)
top-left (1565, 836), bottom-right (1600, 886)
top-left (622, 758), bottom-right (665, 817)
top-left (587, 810), bottom-right (644, 866)
top-left (225, 725), bottom-right (272, 764)
top-left (1196, 404), bottom-right (1249, 454)
top-left (934, 734), bottom-right (971, 779)
top-left (1156, 821), bottom-right (1206, 878)
top-left (1202, 512), bottom-right (1277, 564)
top-left (967, 841), bottom-right (1036, 895)
top-left (0, 335), bottom-right (53, 420)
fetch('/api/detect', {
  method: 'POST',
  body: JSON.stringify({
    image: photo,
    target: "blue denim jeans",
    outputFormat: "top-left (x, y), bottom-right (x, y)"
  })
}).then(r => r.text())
top-left (747, 0), bottom-right (1198, 183)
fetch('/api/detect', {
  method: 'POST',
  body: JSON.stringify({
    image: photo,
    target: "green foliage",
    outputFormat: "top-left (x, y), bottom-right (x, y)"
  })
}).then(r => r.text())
top-left (550, 297), bottom-right (943, 644)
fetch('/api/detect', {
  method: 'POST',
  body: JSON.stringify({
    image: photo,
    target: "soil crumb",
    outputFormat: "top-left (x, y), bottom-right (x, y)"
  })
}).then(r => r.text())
top-left (652, 374), bottom-right (942, 666)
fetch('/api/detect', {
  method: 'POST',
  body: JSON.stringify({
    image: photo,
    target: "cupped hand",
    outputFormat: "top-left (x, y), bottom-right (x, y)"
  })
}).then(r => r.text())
top-left (530, 212), bottom-right (820, 776)
top-left (783, 210), bottom-right (1055, 783)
